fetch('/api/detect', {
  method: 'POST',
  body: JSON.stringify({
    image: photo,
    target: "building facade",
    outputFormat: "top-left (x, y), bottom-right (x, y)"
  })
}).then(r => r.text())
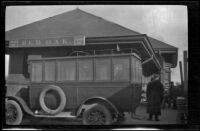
top-left (5, 9), bottom-right (178, 91)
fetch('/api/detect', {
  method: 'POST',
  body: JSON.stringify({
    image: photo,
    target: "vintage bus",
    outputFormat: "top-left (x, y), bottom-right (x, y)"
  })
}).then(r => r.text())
top-left (6, 49), bottom-right (143, 125)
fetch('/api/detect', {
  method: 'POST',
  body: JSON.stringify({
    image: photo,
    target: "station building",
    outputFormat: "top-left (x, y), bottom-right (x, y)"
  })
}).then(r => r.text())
top-left (5, 9), bottom-right (178, 91)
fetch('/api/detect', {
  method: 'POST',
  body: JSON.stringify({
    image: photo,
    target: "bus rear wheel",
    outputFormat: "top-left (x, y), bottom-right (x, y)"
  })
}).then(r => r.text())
top-left (6, 100), bottom-right (23, 125)
top-left (82, 103), bottom-right (112, 125)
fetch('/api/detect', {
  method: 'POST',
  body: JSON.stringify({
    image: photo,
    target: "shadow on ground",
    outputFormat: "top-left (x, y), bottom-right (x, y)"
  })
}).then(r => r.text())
top-left (21, 104), bottom-right (178, 125)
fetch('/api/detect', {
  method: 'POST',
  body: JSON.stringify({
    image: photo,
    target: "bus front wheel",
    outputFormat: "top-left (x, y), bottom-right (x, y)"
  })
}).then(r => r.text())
top-left (6, 100), bottom-right (23, 125)
top-left (82, 103), bottom-right (112, 125)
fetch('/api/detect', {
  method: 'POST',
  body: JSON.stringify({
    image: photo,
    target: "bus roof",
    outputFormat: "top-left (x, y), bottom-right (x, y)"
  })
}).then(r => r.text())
top-left (28, 53), bottom-right (141, 61)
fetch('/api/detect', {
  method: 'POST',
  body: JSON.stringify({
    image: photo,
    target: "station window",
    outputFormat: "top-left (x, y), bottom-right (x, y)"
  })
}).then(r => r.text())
top-left (113, 57), bottom-right (130, 81)
top-left (57, 60), bottom-right (76, 81)
top-left (95, 58), bottom-right (111, 80)
top-left (31, 62), bottom-right (42, 82)
top-left (78, 59), bottom-right (93, 81)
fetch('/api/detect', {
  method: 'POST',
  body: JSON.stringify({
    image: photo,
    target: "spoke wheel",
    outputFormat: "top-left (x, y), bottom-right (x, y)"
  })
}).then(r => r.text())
top-left (82, 104), bottom-right (112, 125)
top-left (87, 110), bottom-right (106, 125)
top-left (6, 100), bottom-right (23, 125)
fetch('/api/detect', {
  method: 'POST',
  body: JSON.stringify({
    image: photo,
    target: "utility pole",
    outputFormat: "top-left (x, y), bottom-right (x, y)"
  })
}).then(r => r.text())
top-left (179, 61), bottom-right (184, 87)
top-left (183, 51), bottom-right (188, 98)
top-left (176, 51), bottom-right (188, 124)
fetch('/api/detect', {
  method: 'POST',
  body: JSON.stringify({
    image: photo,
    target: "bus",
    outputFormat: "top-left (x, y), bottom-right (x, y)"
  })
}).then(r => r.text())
top-left (6, 50), bottom-right (142, 125)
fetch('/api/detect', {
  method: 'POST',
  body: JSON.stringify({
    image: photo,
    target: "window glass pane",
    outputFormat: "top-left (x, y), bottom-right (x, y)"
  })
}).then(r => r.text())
top-left (57, 60), bottom-right (76, 81)
top-left (134, 59), bottom-right (142, 83)
top-left (31, 62), bottom-right (42, 82)
top-left (113, 57), bottom-right (129, 81)
top-left (44, 61), bottom-right (55, 81)
top-left (96, 58), bottom-right (111, 80)
top-left (78, 59), bottom-right (93, 81)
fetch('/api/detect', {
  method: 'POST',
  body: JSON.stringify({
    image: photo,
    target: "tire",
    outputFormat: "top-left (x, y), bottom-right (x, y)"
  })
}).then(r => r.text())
top-left (6, 100), bottom-right (23, 125)
top-left (82, 104), bottom-right (112, 125)
top-left (39, 85), bottom-right (66, 115)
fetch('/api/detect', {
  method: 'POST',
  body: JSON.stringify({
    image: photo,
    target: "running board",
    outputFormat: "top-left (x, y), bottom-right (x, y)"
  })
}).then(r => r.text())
top-left (34, 112), bottom-right (77, 119)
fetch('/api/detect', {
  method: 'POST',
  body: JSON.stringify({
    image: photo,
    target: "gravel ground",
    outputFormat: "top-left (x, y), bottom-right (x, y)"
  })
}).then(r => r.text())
top-left (21, 104), bottom-right (178, 125)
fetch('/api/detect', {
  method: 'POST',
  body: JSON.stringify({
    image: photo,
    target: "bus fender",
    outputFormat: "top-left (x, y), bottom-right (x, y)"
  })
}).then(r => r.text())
top-left (6, 96), bottom-right (34, 116)
top-left (76, 96), bottom-right (119, 117)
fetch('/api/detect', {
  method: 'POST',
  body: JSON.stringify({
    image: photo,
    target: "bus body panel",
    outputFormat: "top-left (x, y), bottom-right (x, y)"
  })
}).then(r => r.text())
top-left (28, 53), bottom-right (142, 113)
top-left (29, 82), bottom-right (136, 112)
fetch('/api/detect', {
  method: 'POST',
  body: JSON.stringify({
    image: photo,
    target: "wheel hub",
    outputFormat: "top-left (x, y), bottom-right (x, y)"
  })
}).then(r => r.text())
top-left (6, 104), bottom-right (17, 123)
top-left (88, 111), bottom-right (106, 125)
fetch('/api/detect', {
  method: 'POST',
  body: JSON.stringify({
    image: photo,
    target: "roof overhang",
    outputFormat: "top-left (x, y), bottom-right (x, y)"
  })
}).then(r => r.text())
top-left (154, 48), bottom-right (178, 68)
top-left (86, 35), bottom-right (162, 76)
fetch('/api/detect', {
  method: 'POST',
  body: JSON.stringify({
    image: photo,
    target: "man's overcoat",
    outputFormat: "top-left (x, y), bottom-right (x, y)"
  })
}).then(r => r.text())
top-left (146, 79), bottom-right (164, 115)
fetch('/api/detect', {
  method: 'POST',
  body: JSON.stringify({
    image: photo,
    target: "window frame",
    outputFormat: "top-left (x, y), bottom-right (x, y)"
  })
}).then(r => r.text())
top-left (78, 58), bottom-right (94, 81)
top-left (95, 57), bottom-right (112, 81)
top-left (112, 56), bottom-right (130, 82)
top-left (56, 59), bottom-right (77, 82)
top-left (30, 61), bottom-right (43, 83)
top-left (131, 56), bottom-right (142, 84)
top-left (43, 60), bottom-right (56, 82)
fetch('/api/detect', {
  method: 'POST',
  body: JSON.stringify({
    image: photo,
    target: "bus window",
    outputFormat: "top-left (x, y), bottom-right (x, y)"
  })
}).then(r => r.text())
top-left (44, 61), bottom-right (55, 81)
top-left (78, 59), bottom-right (93, 81)
top-left (31, 62), bottom-right (42, 82)
top-left (113, 57), bottom-right (130, 81)
top-left (135, 60), bottom-right (139, 83)
top-left (134, 59), bottom-right (142, 83)
top-left (57, 60), bottom-right (76, 81)
top-left (132, 57), bottom-right (136, 83)
top-left (95, 58), bottom-right (111, 81)
top-left (138, 61), bottom-right (142, 83)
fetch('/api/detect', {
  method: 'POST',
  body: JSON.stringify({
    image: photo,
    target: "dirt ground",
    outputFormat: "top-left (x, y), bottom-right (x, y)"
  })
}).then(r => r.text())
top-left (20, 104), bottom-right (179, 125)
top-left (122, 104), bottom-right (178, 124)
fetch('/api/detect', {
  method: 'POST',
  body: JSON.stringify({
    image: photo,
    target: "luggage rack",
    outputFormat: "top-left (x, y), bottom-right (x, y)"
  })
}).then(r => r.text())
top-left (68, 48), bottom-right (141, 57)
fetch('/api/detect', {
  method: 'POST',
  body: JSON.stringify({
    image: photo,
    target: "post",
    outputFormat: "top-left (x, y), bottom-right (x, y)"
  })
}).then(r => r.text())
top-left (176, 51), bottom-right (188, 124)
top-left (179, 61), bottom-right (184, 87)
top-left (183, 50), bottom-right (188, 123)
top-left (183, 51), bottom-right (188, 97)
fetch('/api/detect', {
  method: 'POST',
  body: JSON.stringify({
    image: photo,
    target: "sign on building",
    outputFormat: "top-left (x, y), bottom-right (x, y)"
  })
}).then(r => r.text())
top-left (9, 36), bottom-right (85, 48)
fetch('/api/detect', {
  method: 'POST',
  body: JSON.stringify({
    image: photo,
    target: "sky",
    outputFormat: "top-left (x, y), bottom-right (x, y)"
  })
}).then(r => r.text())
top-left (5, 5), bottom-right (188, 83)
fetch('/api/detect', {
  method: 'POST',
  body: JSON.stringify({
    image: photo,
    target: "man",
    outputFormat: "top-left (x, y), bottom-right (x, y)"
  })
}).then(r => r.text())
top-left (162, 90), bottom-right (170, 109)
top-left (146, 74), bottom-right (164, 121)
top-left (169, 82), bottom-right (177, 109)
